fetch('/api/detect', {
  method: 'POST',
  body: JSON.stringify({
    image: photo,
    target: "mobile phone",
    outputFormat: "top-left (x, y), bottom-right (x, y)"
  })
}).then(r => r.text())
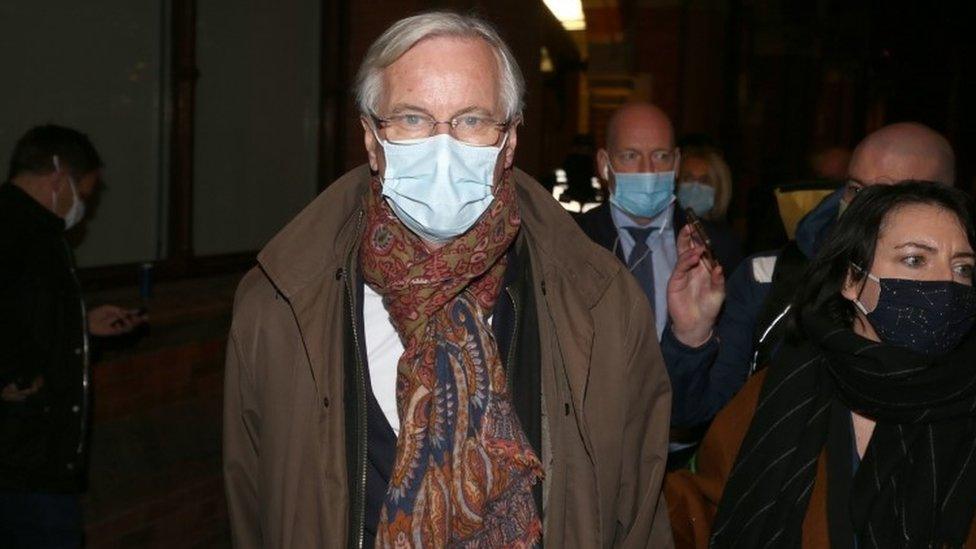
top-left (684, 208), bottom-right (716, 270)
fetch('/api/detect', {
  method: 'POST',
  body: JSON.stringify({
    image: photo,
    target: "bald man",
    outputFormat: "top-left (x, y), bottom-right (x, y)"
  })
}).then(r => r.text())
top-left (577, 102), bottom-right (742, 340)
top-left (663, 122), bottom-right (957, 431)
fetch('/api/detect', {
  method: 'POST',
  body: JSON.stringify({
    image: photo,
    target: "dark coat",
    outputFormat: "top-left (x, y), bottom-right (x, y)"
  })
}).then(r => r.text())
top-left (664, 370), bottom-right (976, 548)
top-left (575, 202), bottom-right (742, 430)
top-left (0, 183), bottom-right (89, 493)
top-left (661, 188), bottom-right (843, 428)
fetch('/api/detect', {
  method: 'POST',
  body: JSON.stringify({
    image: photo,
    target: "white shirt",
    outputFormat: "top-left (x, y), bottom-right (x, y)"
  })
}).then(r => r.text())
top-left (364, 284), bottom-right (496, 435)
top-left (610, 202), bottom-right (678, 340)
top-left (363, 284), bottom-right (404, 434)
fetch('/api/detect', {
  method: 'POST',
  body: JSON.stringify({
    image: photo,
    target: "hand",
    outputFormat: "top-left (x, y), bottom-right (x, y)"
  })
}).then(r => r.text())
top-left (2, 376), bottom-right (44, 402)
top-left (88, 305), bottom-right (147, 336)
top-left (667, 225), bottom-right (726, 347)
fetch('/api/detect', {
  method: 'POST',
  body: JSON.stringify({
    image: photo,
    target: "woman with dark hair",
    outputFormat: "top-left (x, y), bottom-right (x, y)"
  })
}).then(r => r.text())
top-left (666, 181), bottom-right (976, 548)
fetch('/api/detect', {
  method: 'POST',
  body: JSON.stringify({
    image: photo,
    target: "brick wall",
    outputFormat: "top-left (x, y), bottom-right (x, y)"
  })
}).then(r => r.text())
top-left (81, 274), bottom-right (240, 548)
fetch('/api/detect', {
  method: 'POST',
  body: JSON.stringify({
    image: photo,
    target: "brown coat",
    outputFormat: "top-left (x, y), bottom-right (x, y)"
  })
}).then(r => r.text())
top-left (665, 371), bottom-right (976, 548)
top-left (223, 166), bottom-right (674, 548)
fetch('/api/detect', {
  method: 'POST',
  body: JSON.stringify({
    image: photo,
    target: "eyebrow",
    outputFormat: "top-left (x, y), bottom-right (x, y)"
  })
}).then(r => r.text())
top-left (894, 241), bottom-right (938, 252)
top-left (387, 103), bottom-right (494, 119)
top-left (954, 251), bottom-right (976, 260)
top-left (614, 147), bottom-right (672, 154)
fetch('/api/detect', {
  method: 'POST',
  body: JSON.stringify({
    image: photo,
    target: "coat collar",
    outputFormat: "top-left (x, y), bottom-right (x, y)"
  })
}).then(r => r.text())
top-left (0, 182), bottom-right (66, 234)
top-left (256, 165), bottom-right (371, 300)
top-left (257, 165), bottom-right (620, 310)
top-left (256, 165), bottom-right (611, 456)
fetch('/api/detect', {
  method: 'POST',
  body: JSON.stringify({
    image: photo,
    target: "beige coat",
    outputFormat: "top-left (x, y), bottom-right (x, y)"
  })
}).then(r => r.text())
top-left (223, 166), bottom-right (673, 548)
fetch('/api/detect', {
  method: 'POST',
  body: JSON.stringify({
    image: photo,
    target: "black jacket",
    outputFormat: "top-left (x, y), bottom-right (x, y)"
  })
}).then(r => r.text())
top-left (0, 183), bottom-right (89, 493)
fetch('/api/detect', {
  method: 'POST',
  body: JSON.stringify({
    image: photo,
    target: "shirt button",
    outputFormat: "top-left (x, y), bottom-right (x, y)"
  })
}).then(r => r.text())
top-left (74, 348), bottom-right (82, 355)
top-left (66, 463), bottom-right (75, 471)
top-left (72, 405), bottom-right (80, 413)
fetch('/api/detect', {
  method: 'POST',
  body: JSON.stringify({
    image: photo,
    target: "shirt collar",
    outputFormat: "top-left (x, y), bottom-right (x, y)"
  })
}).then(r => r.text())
top-left (610, 200), bottom-right (675, 233)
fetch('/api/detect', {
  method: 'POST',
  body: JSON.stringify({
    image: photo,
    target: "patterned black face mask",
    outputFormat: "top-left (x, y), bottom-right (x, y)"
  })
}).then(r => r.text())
top-left (852, 266), bottom-right (976, 355)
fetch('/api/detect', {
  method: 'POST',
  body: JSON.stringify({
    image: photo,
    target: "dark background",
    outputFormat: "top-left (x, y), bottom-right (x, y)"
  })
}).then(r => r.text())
top-left (1, 1), bottom-right (972, 546)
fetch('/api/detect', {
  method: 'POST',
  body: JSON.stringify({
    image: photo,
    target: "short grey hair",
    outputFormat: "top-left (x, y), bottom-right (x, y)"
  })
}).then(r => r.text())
top-left (354, 12), bottom-right (525, 122)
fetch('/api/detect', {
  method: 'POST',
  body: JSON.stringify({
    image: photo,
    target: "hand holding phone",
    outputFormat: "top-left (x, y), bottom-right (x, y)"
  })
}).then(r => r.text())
top-left (667, 210), bottom-right (726, 347)
top-left (90, 305), bottom-right (148, 336)
top-left (684, 208), bottom-right (716, 271)
top-left (110, 307), bottom-right (149, 329)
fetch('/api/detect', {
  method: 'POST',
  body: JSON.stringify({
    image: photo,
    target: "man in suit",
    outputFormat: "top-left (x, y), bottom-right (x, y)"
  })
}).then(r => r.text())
top-left (577, 103), bottom-right (740, 467)
top-left (577, 102), bottom-right (741, 341)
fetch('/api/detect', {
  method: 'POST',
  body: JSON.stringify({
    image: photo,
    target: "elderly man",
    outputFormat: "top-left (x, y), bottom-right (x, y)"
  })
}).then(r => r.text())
top-left (577, 102), bottom-right (741, 341)
top-left (223, 12), bottom-right (672, 548)
top-left (664, 122), bottom-right (957, 430)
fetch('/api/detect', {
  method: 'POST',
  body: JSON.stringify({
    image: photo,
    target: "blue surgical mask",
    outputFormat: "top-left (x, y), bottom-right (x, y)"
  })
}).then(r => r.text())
top-left (609, 166), bottom-right (675, 219)
top-left (852, 265), bottom-right (976, 355)
top-left (677, 181), bottom-right (715, 217)
top-left (378, 132), bottom-right (506, 242)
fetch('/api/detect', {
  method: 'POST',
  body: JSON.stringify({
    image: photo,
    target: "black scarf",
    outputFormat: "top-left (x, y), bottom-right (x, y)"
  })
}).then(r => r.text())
top-left (710, 309), bottom-right (976, 548)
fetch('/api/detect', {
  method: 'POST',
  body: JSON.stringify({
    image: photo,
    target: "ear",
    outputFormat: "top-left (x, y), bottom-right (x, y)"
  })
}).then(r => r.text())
top-left (840, 265), bottom-right (862, 302)
top-left (502, 122), bottom-right (519, 170)
top-left (597, 148), bottom-right (613, 192)
top-left (48, 170), bottom-right (69, 194)
top-left (597, 149), bottom-right (610, 180)
top-left (361, 116), bottom-right (382, 173)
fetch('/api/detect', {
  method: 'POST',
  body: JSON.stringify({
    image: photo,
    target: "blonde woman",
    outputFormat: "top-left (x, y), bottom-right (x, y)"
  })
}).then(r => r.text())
top-left (677, 145), bottom-right (733, 222)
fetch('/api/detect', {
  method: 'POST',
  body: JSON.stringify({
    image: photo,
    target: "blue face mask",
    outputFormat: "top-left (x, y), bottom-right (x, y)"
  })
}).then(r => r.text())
top-left (677, 181), bottom-right (716, 217)
top-left (378, 132), bottom-right (506, 242)
top-left (609, 167), bottom-right (675, 219)
top-left (852, 265), bottom-right (976, 355)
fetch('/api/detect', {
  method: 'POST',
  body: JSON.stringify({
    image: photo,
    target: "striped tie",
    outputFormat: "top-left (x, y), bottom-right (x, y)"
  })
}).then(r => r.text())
top-left (625, 226), bottom-right (658, 310)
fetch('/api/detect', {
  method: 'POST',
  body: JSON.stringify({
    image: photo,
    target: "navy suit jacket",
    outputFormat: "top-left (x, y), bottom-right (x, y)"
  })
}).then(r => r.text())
top-left (575, 203), bottom-right (742, 274)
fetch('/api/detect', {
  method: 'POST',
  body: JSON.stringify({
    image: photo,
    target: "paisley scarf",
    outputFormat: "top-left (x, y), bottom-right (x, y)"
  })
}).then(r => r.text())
top-left (361, 174), bottom-right (543, 548)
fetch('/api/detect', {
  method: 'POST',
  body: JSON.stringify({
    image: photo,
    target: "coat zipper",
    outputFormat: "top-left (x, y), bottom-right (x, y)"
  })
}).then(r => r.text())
top-left (505, 285), bottom-right (520, 396)
top-left (63, 239), bottom-right (90, 458)
top-left (344, 214), bottom-right (368, 549)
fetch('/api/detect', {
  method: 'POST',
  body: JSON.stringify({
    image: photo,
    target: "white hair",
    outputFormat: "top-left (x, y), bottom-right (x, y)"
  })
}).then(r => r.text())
top-left (354, 11), bottom-right (525, 121)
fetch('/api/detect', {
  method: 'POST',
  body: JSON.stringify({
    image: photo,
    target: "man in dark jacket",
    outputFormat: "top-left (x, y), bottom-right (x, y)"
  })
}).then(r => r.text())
top-left (576, 102), bottom-right (742, 342)
top-left (575, 103), bottom-right (741, 466)
top-left (0, 125), bottom-right (145, 547)
top-left (663, 122), bottom-right (957, 429)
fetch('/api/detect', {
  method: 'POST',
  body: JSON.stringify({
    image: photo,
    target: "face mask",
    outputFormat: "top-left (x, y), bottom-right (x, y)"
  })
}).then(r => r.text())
top-left (851, 265), bottom-right (976, 355)
top-left (378, 132), bottom-right (505, 243)
top-left (677, 181), bottom-right (715, 217)
top-left (51, 155), bottom-right (86, 230)
top-left (608, 166), bottom-right (675, 219)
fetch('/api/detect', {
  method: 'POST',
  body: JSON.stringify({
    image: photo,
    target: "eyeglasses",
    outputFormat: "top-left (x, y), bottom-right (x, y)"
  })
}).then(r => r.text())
top-left (373, 112), bottom-right (508, 147)
top-left (613, 148), bottom-right (678, 169)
